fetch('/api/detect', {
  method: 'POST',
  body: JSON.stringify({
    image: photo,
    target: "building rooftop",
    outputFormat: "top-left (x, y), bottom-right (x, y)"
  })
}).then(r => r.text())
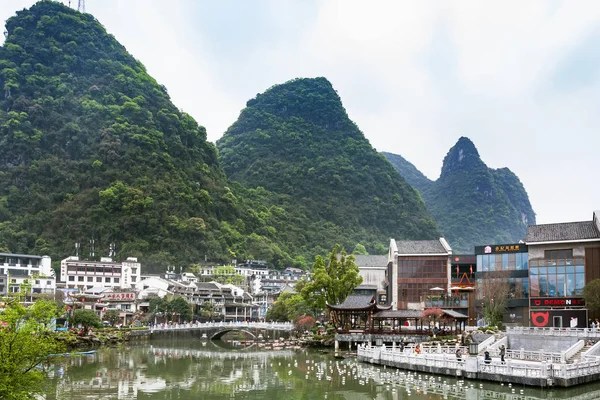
top-left (393, 239), bottom-right (451, 255)
top-left (0, 252), bottom-right (43, 259)
top-left (354, 255), bottom-right (388, 268)
top-left (526, 220), bottom-right (600, 243)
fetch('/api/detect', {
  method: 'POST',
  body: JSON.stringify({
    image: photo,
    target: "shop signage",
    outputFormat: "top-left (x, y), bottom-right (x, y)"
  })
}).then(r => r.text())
top-left (475, 243), bottom-right (528, 255)
top-left (529, 297), bottom-right (584, 307)
top-left (530, 309), bottom-right (587, 328)
top-left (105, 292), bottom-right (135, 301)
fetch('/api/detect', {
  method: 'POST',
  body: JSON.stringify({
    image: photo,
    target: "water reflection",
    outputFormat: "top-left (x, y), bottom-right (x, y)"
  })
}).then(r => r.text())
top-left (44, 339), bottom-right (600, 399)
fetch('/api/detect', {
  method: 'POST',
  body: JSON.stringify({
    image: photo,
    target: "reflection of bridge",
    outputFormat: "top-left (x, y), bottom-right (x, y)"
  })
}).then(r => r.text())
top-left (150, 321), bottom-right (294, 340)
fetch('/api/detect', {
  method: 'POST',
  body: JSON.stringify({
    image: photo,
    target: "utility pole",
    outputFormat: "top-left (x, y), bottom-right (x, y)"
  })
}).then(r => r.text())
top-left (78, 0), bottom-right (85, 13)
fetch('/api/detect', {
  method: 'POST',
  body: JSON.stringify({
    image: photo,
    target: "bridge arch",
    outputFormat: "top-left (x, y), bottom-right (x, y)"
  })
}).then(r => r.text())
top-left (210, 328), bottom-right (257, 340)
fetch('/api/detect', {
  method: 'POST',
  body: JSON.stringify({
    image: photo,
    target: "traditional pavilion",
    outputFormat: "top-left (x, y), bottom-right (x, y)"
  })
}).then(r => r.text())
top-left (327, 294), bottom-right (390, 331)
top-left (328, 294), bottom-right (469, 335)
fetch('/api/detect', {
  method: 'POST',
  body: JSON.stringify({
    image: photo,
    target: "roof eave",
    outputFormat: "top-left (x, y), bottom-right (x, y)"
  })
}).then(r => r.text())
top-left (526, 238), bottom-right (600, 245)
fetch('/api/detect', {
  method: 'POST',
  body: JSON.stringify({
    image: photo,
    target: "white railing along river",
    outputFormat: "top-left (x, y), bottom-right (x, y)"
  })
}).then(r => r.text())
top-left (149, 321), bottom-right (293, 332)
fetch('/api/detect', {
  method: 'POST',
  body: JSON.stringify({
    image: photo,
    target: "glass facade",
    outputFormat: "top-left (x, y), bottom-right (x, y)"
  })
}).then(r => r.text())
top-left (477, 252), bottom-right (529, 272)
top-left (529, 257), bottom-right (585, 297)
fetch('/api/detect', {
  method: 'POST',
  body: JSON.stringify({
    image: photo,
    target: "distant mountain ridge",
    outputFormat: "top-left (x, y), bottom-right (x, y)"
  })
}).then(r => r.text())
top-left (383, 137), bottom-right (536, 252)
top-left (217, 77), bottom-right (440, 255)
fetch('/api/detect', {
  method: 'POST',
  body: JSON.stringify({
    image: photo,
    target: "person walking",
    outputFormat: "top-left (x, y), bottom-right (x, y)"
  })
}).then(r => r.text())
top-left (455, 348), bottom-right (462, 361)
top-left (500, 345), bottom-right (506, 364)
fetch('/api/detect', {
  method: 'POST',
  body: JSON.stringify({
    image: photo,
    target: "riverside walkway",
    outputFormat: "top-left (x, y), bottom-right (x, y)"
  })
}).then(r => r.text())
top-left (357, 327), bottom-right (600, 387)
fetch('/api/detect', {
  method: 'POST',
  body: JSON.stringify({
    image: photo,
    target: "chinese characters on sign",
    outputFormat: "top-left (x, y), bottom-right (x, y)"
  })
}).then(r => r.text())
top-left (105, 292), bottom-right (135, 301)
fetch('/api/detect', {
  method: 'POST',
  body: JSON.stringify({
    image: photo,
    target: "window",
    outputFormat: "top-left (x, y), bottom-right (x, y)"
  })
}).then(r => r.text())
top-left (544, 249), bottom-right (573, 259)
top-left (114, 278), bottom-right (120, 283)
top-left (69, 276), bottom-right (75, 281)
top-left (87, 277), bottom-right (93, 282)
top-left (46, 280), bottom-right (51, 285)
top-left (131, 276), bottom-right (137, 282)
top-left (105, 277), bottom-right (111, 283)
top-left (96, 277), bottom-right (102, 282)
top-left (78, 276), bottom-right (84, 282)
top-left (35, 280), bottom-right (40, 284)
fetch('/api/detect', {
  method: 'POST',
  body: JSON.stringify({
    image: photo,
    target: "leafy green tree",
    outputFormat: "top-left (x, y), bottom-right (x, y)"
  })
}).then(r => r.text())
top-left (584, 279), bottom-right (600, 313)
top-left (0, 299), bottom-right (65, 399)
top-left (210, 265), bottom-right (245, 286)
top-left (352, 243), bottom-right (368, 255)
top-left (301, 245), bottom-right (363, 312)
top-left (199, 301), bottom-right (220, 321)
top-left (103, 309), bottom-right (120, 326)
top-left (70, 309), bottom-right (102, 331)
top-left (169, 296), bottom-right (193, 322)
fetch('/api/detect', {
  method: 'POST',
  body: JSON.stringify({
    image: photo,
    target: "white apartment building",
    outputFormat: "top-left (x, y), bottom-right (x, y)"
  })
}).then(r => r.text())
top-left (60, 256), bottom-right (141, 290)
top-left (0, 252), bottom-right (55, 295)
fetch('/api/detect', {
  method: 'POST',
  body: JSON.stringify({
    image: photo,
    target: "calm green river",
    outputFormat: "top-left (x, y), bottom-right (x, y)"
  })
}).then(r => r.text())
top-left (43, 338), bottom-right (600, 399)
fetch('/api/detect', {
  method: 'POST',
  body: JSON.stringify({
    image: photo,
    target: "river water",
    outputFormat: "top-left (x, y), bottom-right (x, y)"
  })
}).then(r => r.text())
top-left (44, 338), bottom-right (600, 399)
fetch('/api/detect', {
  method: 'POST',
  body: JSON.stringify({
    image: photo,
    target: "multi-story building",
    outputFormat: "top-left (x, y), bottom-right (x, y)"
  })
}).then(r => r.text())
top-left (0, 252), bottom-right (55, 295)
top-left (524, 210), bottom-right (600, 327)
top-left (354, 255), bottom-right (388, 303)
top-left (60, 256), bottom-right (141, 290)
top-left (386, 238), bottom-right (453, 310)
top-left (475, 243), bottom-right (529, 326)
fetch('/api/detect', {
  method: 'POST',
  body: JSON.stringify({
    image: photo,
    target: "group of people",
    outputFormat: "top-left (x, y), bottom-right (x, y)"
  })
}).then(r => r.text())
top-left (483, 345), bottom-right (506, 364)
top-left (590, 319), bottom-right (600, 330)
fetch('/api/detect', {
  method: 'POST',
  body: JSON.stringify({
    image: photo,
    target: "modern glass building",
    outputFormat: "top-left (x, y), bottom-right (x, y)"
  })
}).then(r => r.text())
top-left (475, 243), bottom-right (530, 326)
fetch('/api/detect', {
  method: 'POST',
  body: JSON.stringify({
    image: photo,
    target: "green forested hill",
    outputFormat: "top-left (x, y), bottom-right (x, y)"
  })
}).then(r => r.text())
top-left (0, 1), bottom-right (304, 270)
top-left (380, 152), bottom-right (432, 193)
top-left (383, 137), bottom-right (536, 252)
top-left (217, 77), bottom-right (439, 253)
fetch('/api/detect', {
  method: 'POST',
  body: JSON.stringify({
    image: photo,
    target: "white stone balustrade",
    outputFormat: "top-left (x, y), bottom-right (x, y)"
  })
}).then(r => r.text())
top-left (507, 326), bottom-right (600, 339)
top-left (149, 321), bottom-right (293, 332)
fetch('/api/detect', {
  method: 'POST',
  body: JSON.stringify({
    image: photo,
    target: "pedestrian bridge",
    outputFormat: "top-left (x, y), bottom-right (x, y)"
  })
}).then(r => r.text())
top-left (149, 321), bottom-right (294, 340)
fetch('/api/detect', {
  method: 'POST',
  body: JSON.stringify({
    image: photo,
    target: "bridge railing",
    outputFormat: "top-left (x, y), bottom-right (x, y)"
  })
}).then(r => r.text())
top-left (149, 321), bottom-right (293, 332)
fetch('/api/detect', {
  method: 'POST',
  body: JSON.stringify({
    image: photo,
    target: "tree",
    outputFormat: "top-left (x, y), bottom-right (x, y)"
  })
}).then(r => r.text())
top-left (422, 307), bottom-right (444, 332)
top-left (0, 299), bottom-right (65, 399)
top-left (584, 279), bottom-right (600, 313)
top-left (294, 315), bottom-right (316, 335)
top-left (478, 271), bottom-right (511, 327)
top-left (104, 309), bottom-right (120, 326)
top-left (70, 309), bottom-right (102, 331)
top-left (352, 243), bottom-right (368, 255)
top-left (199, 301), bottom-right (220, 321)
top-left (209, 265), bottom-right (245, 286)
top-left (301, 244), bottom-right (363, 312)
top-left (169, 296), bottom-right (193, 322)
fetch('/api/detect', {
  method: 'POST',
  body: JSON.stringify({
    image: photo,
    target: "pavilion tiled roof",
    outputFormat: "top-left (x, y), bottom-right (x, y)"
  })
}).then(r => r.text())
top-left (327, 294), bottom-right (376, 310)
top-left (526, 221), bottom-right (600, 243)
top-left (395, 240), bottom-right (448, 254)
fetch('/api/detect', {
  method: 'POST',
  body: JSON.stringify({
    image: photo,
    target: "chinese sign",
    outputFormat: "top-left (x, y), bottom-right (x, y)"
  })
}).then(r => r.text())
top-left (475, 243), bottom-right (528, 254)
top-left (105, 292), bottom-right (135, 301)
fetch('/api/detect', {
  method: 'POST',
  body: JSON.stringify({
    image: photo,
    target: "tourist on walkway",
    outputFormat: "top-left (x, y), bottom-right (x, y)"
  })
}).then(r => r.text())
top-left (499, 345), bottom-right (506, 364)
top-left (455, 348), bottom-right (462, 361)
top-left (414, 344), bottom-right (421, 355)
top-left (484, 351), bottom-right (491, 364)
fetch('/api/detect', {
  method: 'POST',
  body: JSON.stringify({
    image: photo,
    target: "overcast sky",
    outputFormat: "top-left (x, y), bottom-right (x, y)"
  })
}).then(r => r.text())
top-left (2, 1), bottom-right (599, 225)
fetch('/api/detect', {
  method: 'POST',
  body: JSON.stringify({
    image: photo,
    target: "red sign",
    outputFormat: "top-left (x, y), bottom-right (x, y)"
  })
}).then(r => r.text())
top-left (530, 298), bottom-right (584, 307)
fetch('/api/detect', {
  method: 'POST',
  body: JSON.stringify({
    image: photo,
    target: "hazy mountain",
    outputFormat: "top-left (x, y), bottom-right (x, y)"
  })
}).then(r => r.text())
top-left (383, 137), bottom-right (536, 252)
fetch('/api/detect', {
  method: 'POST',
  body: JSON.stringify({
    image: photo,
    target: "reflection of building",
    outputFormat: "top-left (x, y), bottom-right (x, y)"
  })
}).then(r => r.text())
top-left (354, 255), bottom-right (388, 303)
top-left (386, 238), bottom-right (452, 310)
top-left (475, 243), bottom-right (529, 326)
top-left (525, 210), bottom-right (600, 327)
top-left (0, 252), bottom-right (55, 295)
top-left (60, 256), bottom-right (141, 290)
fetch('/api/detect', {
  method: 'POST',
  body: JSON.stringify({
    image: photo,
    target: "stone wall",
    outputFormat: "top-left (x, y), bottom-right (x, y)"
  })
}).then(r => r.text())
top-left (508, 334), bottom-right (578, 351)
